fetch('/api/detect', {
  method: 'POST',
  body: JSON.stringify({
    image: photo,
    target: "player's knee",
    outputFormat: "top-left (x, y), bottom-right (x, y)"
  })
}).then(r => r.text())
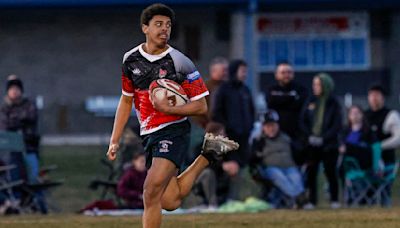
top-left (162, 199), bottom-right (181, 211)
top-left (143, 184), bottom-right (163, 204)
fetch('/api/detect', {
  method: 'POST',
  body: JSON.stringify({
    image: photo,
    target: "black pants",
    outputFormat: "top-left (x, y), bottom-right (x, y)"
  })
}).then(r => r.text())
top-left (225, 132), bottom-right (250, 167)
top-left (306, 147), bottom-right (339, 205)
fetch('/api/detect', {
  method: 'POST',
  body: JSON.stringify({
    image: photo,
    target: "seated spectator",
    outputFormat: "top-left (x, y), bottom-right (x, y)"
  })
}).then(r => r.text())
top-left (0, 75), bottom-right (47, 214)
top-left (251, 110), bottom-right (309, 208)
top-left (339, 105), bottom-right (377, 171)
top-left (0, 75), bottom-right (40, 184)
top-left (185, 122), bottom-right (243, 208)
top-left (117, 152), bottom-right (147, 209)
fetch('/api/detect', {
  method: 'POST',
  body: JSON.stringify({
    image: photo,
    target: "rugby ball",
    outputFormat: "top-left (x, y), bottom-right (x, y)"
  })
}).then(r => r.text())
top-left (149, 79), bottom-right (189, 107)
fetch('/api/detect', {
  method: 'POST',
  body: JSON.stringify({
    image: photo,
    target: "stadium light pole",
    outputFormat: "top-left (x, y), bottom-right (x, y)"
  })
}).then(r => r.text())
top-left (244, 0), bottom-right (258, 97)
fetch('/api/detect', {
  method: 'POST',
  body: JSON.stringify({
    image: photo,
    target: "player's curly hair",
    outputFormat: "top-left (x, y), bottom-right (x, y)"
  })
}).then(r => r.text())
top-left (140, 3), bottom-right (175, 26)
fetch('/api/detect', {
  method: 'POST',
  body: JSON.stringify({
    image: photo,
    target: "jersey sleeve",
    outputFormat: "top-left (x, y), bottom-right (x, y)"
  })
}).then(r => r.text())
top-left (178, 58), bottom-right (209, 101)
top-left (181, 71), bottom-right (209, 101)
top-left (121, 64), bottom-right (134, 97)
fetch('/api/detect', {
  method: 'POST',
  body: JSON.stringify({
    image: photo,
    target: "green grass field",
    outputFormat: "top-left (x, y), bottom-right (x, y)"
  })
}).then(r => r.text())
top-left (41, 145), bottom-right (109, 212)
top-left (12, 145), bottom-right (397, 227)
top-left (1, 208), bottom-right (400, 227)
top-left (40, 145), bottom-right (400, 212)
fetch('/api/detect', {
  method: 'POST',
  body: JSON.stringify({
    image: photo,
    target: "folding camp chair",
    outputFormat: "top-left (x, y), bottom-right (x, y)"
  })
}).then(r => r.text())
top-left (0, 131), bottom-right (27, 213)
top-left (0, 131), bottom-right (64, 214)
top-left (369, 161), bottom-right (399, 207)
top-left (342, 156), bottom-right (375, 207)
top-left (88, 158), bottom-right (122, 206)
top-left (342, 156), bottom-right (399, 207)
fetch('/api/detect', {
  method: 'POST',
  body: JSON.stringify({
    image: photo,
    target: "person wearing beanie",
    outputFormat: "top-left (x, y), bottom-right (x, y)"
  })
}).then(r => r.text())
top-left (299, 73), bottom-right (342, 209)
top-left (0, 76), bottom-right (41, 183)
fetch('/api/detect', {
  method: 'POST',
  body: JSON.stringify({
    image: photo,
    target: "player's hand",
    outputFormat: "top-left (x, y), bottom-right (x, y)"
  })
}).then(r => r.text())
top-left (107, 143), bottom-right (119, 161)
top-left (151, 90), bottom-right (172, 114)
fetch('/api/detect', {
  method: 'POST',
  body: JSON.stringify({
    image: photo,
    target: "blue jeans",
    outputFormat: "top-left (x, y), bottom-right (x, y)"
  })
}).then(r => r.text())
top-left (25, 152), bottom-right (40, 184)
top-left (25, 152), bottom-right (48, 213)
top-left (259, 166), bottom-right (304, 198)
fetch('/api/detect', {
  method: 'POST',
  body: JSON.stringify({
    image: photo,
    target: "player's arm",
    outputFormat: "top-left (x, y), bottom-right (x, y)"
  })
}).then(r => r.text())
top-left (151, 91), bottom-right (207, 116)
top-left (107, 95), bottom-right (133, 161)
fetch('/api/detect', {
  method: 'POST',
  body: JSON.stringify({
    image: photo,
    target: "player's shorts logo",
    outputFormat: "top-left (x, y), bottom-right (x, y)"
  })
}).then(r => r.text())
top-left (159, 140), bottom-right (173, 153)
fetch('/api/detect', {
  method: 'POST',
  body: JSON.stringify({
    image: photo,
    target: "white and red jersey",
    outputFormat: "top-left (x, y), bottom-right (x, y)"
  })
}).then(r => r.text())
top-left (121, 44), bottom-right (209, 135)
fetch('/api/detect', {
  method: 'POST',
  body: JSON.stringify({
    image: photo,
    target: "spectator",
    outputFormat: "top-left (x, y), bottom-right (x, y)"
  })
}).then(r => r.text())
top-left (339, 105), bottom-right (377, 171)
top-left (185, 122), bottom-right (241, 206)
top-left (365, 85), bottom-right (400, 206)
top-left (265, 62), bottom-right (309, 164)
top-left (0, 75), bottom-right (40, 184)
top-left (251, 110), bottom-right (309, 208)
top-left (117, 152), bottom-right (147, 209)
top-left (299, 73), bottom-right (342, 208)
top-left (192, 57), bottom-right (228, 128)
top-left (205, 57), bottom-right (228, 111)
top-left (185, 122), bottom-right (224, 209)
top-left (212, 59), bottom-right (255, 168)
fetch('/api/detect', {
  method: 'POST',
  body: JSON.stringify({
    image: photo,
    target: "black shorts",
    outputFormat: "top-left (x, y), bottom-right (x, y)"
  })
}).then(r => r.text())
top-left (142, 120), bottom-right (191, 169)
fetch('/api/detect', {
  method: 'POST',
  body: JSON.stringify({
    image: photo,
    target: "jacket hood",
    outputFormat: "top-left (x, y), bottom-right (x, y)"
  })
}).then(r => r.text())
top-left (316, 72), bottom-right (334, 98)
top-left (228, 59), bottom-right (246, 81)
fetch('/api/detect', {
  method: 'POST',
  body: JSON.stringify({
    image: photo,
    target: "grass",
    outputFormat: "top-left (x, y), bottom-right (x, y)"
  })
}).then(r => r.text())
top-left (40, 145), bottom-right (400, 213)
top-left (41, 145), bottom-right (109, 212)
top-left (1, 208), bottom-right (400, 227)
top-left (2, 145), bottom-right (400, 227)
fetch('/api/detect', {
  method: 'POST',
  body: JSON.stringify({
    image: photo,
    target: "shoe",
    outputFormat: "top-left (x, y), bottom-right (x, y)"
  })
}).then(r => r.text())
top-left (330, 202), bottom-right (341, 209)
top-left (201, 133), bottom-right (239, 162)
top-left (295, 192), bottom-right (309, 208)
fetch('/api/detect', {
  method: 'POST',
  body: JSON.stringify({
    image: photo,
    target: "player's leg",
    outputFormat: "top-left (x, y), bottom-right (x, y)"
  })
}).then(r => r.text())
top-left (142, 157), bottom-right (177, 228)
top-left (161, 133), bottom-right (239, 210)
top-left (161, 155), bottom-right (209, 210)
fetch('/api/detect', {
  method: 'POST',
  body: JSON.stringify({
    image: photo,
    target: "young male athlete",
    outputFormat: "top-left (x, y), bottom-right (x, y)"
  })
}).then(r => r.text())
top-left (106, 4), bottom-right (239, 228)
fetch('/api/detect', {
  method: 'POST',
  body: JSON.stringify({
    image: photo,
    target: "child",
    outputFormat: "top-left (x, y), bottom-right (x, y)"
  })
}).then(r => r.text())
top-left (117, 152), bottom-right (147, 209)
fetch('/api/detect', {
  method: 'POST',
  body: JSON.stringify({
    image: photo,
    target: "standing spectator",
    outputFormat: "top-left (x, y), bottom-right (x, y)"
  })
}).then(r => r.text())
top-left (0, 75), bottom-right (40, 184)
top-left (212, 59), bottom-right (255, 168)
top-left (265, 62), bottom-right (309, 164)
top-left (205, 57), bottom-right (228, 111)
top-left (192, 57), bottom-right (228, 128)
top-left (365, 85), bottom-right (400, 206)
top-left (117, 152), bottom-right (147, 209)
top-left (299, 73), bottom-right (342, 208)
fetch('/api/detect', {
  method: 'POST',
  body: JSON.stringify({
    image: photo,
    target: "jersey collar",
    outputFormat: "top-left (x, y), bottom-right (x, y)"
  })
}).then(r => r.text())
top-left (138, 44), bottom-right (173, 62)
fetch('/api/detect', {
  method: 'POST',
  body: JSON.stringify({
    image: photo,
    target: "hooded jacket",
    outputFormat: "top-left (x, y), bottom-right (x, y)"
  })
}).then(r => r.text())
top-left (211, 60), bottom-right (255, 136)
top-left (299, 73), bottom-right (342, 151)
